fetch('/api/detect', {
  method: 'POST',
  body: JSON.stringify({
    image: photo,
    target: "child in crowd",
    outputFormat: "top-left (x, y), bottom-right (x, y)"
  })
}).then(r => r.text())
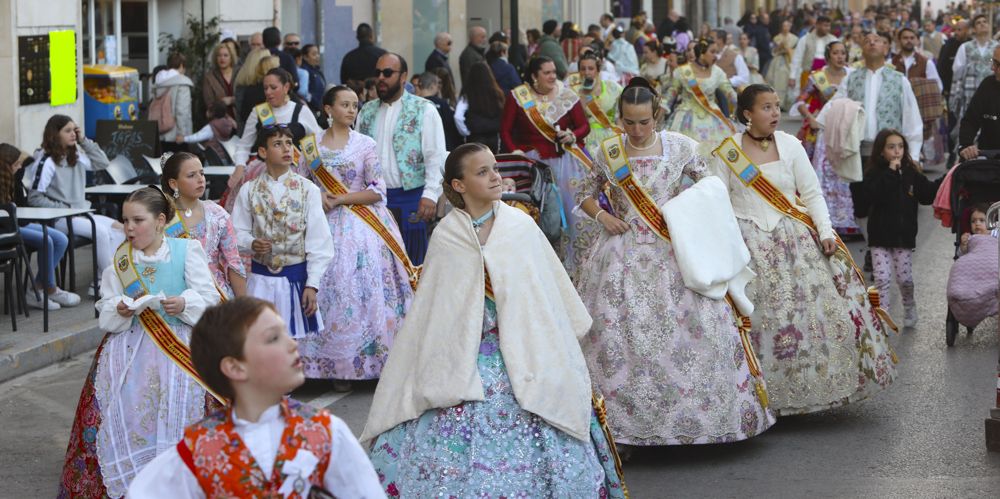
top-left (127, 297), bottom-right (385, 498)
top-left (960, 203), bottom-right (996, 255)
top-left (175, 101), bottom-right (238, 164)
top-left (0, 143), bottom-right (79, 310)
top-left (23, 114), bottom-right (125, 293)
top-left (60, 187), bottom-right (220, 497)
top-left (862, 129), bottom-right (938, 328)
top-left (231, 125), bottom-right (333, 338)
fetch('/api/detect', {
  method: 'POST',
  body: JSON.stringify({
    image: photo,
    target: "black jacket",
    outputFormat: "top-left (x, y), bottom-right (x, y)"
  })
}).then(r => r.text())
top-left (938, 37), bottom-right (964, 97)
top-left (425, 49), bottom-right (450, 73)
top-left (340, 42), bottom-right (387, 84)
top-left (270, 48), bottom-right (300, 87)
top-left (959, 76), bottom-right (1000, 150)
top-left (863, 165), bottom-right (938, 249)
top-left (426, 95), bottom-right (461, 151)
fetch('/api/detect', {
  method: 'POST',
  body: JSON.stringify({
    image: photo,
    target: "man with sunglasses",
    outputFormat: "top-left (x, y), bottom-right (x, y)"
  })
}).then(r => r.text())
top-left (355, 53), bottom-right (447, 265)
top-left (425, 32), bottom-right (453, 76)
top-left (958, 46), bottom-right (1000, 160)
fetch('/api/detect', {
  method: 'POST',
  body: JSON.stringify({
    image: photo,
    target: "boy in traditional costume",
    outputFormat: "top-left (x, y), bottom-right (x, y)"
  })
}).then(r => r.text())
top-left (231, 125), bottom-right (334, 338)
top-left (128, 297), bottom-right (384, 497)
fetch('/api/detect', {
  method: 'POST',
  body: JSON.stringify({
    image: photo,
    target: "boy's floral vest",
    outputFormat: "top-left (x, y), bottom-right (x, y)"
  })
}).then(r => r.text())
top-left (356, 91), bottom-right (428, 191)
top-left (177, 398), bottom-right (332, 499)
top-left (249, 172), bottom-right (309, 269)
top-left (846, 66), bottom-right (904, 133)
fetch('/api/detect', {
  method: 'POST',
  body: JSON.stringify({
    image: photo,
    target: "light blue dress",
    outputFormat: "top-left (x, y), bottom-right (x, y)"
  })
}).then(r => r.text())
top-left (368, 297), bottom-right (628, 497)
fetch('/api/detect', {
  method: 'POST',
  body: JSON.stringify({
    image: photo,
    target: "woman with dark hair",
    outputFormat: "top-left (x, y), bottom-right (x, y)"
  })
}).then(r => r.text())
top-left (22, 114), bottom-right (122, 288)
top-left (526, 28), bottom-right (542, 57)
top-left (711, 84), bottom-right (896, 416)
top-left (663, 37), bottom-right (738, 146)
top-left (573, 51), bottom-right (624, 154)
top-left (639, 39), bottom-right (667, 82)
top-left (224, 67), bottom-right (322, 211)
top-left (160, 151), bottom-right (246, 298)
top-left (431, 66), bottom-right (458, 107)
top-left (0, 143), bottom-right (78, 310)
top-left (295, 85), bottom-right (414, 389)
top-left (363, 143), bottom-right (626, 497)
top-left (455, 62), bottom-right (506, 153)
top-left (500, 56), bottom-right (596, 279)
top-left (790, 40), bottom-right (859, 238)
top-left (576, 78), bottom-right (774, 450)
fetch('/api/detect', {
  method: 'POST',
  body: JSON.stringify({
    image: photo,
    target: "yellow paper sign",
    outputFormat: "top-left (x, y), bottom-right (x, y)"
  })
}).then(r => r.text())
top-left (49, 30), bottom-right (77, 106)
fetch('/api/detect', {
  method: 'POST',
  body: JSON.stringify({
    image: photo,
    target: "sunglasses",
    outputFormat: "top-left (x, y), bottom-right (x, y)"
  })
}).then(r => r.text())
top-left (261, 123), bottom-right (289, 131)
top-left (374, 68), bottom-right (402, 78)
top-left (286, 41), bottom-right (300, 46)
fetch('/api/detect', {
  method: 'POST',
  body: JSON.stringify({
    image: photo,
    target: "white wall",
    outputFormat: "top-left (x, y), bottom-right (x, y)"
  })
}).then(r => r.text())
top-left (0, 0), bottom-right (85, 151)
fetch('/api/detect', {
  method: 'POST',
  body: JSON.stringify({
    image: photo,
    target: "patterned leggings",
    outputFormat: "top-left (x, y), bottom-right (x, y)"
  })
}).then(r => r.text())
top-left (871, 247), bottom-right (915, 309)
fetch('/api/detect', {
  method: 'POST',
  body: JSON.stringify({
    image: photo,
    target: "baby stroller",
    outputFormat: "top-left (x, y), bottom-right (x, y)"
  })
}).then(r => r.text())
top-left (945, 151), bottom-right (1000, 346)
top-left (494, 153), bottom-right (563, 243)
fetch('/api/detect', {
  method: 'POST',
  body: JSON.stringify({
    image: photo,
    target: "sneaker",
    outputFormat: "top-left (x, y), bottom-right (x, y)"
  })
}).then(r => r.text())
top-left (49, 288), bottom-right (81, 307)
top-left (25, 291), bottom-right (60, 311)
top-left (904, 307), bottom-right (918, 328)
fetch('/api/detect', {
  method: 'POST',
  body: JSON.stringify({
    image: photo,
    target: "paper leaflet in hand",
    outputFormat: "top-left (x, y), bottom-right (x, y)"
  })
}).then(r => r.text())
top-left (119, 292), bottom-right (167, 313)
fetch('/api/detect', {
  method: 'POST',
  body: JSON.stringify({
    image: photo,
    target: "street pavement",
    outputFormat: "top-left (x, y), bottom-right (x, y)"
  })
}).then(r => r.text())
top-left (1, 120), bottom-right (998, 497)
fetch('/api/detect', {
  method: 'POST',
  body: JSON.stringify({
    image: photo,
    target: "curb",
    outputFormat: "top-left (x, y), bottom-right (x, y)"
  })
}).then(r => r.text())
top-left (0, 325), bottom-right (104, 384)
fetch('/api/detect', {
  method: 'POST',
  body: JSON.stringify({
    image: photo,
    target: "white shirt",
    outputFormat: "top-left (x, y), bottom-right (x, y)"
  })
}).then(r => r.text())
top-left (900, 53), bottom-right (943, 91)
top-left (231, 169), bottom-right (334, 289)
top-left (951, 39), bottom-right (997, 83)
top-left (96, 239), bottom-right (220, 332)
top-left (234, 99), bottom-right (323, 166)
top-left (370, 97), bottom-right (446, 202)
top-left (126, 403), bottom-right (386, 499)
top-left (790, 33), bottom-right (838, 82)
top-left (721, 51), bottom-right (751, 88)
top-left (829, 65), bottom-right (923, 162)
top-left (454, 96), bottom-right (471, 137)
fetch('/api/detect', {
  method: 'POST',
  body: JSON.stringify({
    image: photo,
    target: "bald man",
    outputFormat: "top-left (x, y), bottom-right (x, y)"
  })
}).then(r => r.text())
top-left (460, 26), bottom-right (488, 83)
top-left (425, 32), bottom-right (454, 85)
top-left (249, 32), bottom-right (264, 51)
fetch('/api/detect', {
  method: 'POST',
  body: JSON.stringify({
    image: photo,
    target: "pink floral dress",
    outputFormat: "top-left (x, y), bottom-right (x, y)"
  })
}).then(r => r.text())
top-left (190, 201), bottom-right (245, 298)
top-left (297, 130), bottom-right (413, 380)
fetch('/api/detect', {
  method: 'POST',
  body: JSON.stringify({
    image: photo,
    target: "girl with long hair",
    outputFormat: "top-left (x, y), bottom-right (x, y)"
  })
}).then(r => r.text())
top-left (455, 61), bottom-right (506, 153)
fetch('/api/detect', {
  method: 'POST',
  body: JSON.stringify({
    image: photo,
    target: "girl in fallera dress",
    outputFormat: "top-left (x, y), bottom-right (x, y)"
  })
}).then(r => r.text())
top-left (297, 86), bottom-right (413, 389)
top-left (59, 187), bottom-right (221, 498)
top-left (363, 143), bottom-right (627, 498)
top-left (574, 50), bottom-right (624, 155)
top-left (712, 85), bottom-right (896, 416)
top-left (160, 152), bottom-right (246, 298)
top-left (663, 37), bottom-right (738, 147)
top-left (790, 41), bottom-right (860, 238)
top-left (576, 78), bottom-right (774, 450)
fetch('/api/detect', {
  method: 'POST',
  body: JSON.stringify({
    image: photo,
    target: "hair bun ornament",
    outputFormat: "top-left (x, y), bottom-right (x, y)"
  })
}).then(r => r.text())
top-left (159, 152), bottom-right (174, 170)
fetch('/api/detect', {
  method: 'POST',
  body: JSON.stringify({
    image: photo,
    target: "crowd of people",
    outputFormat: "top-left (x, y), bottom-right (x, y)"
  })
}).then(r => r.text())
top-left (0, 2), bottom-right (996, 497)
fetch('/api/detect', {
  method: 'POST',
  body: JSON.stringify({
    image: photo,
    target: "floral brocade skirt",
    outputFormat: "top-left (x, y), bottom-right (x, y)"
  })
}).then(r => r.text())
top-left (368, 301), bottom-right (627, 498)
top-left (739, 217), bottom-right (896, 415)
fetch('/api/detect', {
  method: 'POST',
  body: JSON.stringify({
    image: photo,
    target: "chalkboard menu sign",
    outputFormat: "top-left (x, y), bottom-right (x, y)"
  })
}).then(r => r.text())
top-left (95, 120), bottom-right (159, 176)
top-left (18, 35), bottom-right (50, 105)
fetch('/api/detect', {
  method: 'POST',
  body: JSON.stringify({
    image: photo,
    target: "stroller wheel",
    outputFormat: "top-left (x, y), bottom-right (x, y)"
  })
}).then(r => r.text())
top-left (946, 310), bottom-right (959, 347)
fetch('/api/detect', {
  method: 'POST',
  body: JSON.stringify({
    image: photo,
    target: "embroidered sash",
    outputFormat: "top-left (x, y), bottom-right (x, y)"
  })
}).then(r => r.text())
top-left (254, 103), bottom-right (277, 127)
top-left (113, 242), bottom-right (226, 403)
top-left (300, 135), bottom-right (420, 290)
top-left (810, 69), bottom-right (837, 102)
top-left (601, 135), bottom-right (768, 408)
top-left (511, 84), bottom-right (594, 169)
top-left (676, 64), bottom-right (737, 133)
top-left (712, 137), bottom-right (899, 333)
top-left (592, 393), bottom-right (629, 495)
top-left (573, 82), bottom-right (624, 135)
top-left (165, 211), bottom-right (230, 302)
top-left (565, 72), bottom-right (582, 87)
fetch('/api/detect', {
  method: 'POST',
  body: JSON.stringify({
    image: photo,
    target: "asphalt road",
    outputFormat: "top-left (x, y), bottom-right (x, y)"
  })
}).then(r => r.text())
top-left (1, 127), bottom-right (998, 498)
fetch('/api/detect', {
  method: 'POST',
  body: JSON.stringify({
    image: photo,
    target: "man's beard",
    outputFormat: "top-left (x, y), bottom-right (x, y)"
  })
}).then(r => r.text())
top-left (377, 81), bottom-right (402, 101)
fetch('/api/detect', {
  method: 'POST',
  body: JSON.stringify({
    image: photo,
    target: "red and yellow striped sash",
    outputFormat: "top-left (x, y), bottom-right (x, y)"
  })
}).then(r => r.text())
top-left (713, 137), bottom-right (899, 333)
top-left (300, 135), bottom-right (420, 291)
top-left (511, 84), bottom-right (594, 170)
top-left (572, 82), bottom-right (624, 135)
top-left (114, 242), bottom-right (226, 403)
top-left (676, 64), bottom-right (737, 134)
top-left (601, 135), bottom-right (768, 407)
